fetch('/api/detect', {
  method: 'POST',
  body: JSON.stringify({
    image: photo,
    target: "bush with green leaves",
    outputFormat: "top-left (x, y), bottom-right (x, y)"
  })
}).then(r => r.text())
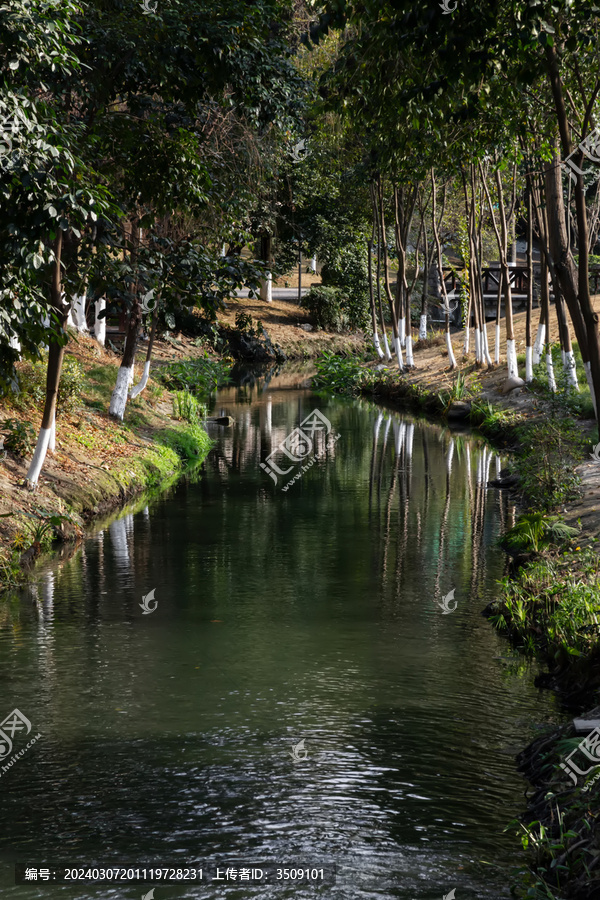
top-left (313, 351), bottom-right (373, 395)
top-left (1, 418), bottom-right (36, 457)
top-left (501, 512), bottom-right (580, 554)
top-left (302, 286), bottom-right (349, 332)
top-left (319, 241), bottom-right (370, 330)
top-left (161, 356), bottom-right (231, 401)
top-left (13, 352), bottom-right (83, 414)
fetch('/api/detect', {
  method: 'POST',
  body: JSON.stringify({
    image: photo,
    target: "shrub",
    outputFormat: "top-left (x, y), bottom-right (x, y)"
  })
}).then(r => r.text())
top-left (13, 352), bottom-right (83, 414)
top-left (501, 512), bottom-right (580, 554)
top-left (302, 286), bottom-right (348, 332)
top-left (161, 356), bottom-right (231, 400)
top-left (313, 351), bottom-right (374, 395)
top-left (1, 418), bottom-right (36, 457)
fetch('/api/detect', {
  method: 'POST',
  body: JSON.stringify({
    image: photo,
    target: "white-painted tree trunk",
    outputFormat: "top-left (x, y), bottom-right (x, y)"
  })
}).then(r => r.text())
top-left (563, 350), bottom-right (579, 390)
top-left (259, 273), bottom-right (272, 303)
top-left (128, 366), bottom-right (134, 386)
top-left (546, 352), bottom-right (557, 392)
top-left (482, 323), bottom-right (493, 366)
top-left (8, 334), bottom-right (21, 354)
top-left (525, 346), bottom-right (533, 383)
top-left (506, 338), bottom-right (518, 379)
top-left (130, 360), bottom-right (151, 399)
top-left (419, 314), bottom-right (427, 340)
top-left (48, 415), bottom-right (56, 452)
top-left (310, 256), bottom-right (317, 273)
top-left (494, 324), bottom-right (501, 365)
top-left (399, 317), bottom-right (406, 347)
top-left (393, 334), bottom-right (404, 370)
top-left (372, 330), bottom-right (385, 359)
top-left (474, 328), bottom-right (481, 364)
top-left (382, 330), bottom-right (392, 361)
top-left (584, 362), bottom-right (598, 417)
top-left (445, 330), bottom-right (457, 367)
top-left (405, 334), bottom-right (414, 367)
top-left (73, 295), bottom-right (88, 333)
top-left (533, 324), bottom-right (545, 365)
top-left (109, 366), bottom-right (133, 420)
top-left (221, 244), bottom-right (227, 257)
top-left (94, 299), bottom-right (106, 346)
top-left (26, 427), bottom-right (53, 486)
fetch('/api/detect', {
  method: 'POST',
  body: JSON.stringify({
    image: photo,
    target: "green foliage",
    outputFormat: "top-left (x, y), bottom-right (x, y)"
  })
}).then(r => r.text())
top-left (23, 512), bottom-right (66, 548)
top-left (172, 390), bottom-right (206, 423)
top-left (515, 418), bottom-right (586, 511)
top-left (313, 351), bottom-right (373, 395)
top-left (302, 286), bottom-right (349, 332)
top-left (159, 422), bottom-right (213, 461)
top-left (502, 512), bottom-right (580, 554)
top-left (491, 545), bottom-right (600, 665)
top-left (1, 418), bottom-right (35, 457)
top-left (319, 240), bottom-right (370, 330)
top-left (11, 352), bottom-right (83, 414)
top-left (469, 399), bottom-right (520, 438)
top-left (161, 356), bottom-right (231, 401)
top-left (235, 311), bottom-right (263, 338)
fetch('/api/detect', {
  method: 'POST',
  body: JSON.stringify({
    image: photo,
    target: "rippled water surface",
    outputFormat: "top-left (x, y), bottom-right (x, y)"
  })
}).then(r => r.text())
top-left (0, 367), bottom-right (559, 899)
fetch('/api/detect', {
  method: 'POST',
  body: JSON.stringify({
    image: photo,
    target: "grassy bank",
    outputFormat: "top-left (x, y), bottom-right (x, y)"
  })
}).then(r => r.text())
top-left (0, 332), bottom-right (224, 594)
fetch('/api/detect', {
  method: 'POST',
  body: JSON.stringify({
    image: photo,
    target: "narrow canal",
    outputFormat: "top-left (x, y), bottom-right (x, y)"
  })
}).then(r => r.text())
top-left (0, 366), bottom-right (559, 899)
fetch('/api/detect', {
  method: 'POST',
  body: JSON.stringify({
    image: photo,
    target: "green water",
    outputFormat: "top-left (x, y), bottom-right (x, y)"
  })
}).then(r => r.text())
top-left (0, 368), bottom-right (559, 899)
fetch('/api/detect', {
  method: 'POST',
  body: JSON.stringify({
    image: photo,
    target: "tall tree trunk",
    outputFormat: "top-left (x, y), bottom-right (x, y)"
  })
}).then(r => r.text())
top-left (420, 223), bottom-right (430, 340)
top-left (131, 307), bottom-right (159, 398)
top-left (545, 44), bottom-right (600, 417)
top-left (27, 232), bottom-right (68, 486)
top-left (109, 220), bottom-right (142, 420)
top-left (432, 171), bottom-right (456, 368)
top-left (379, 177), bottom-right (403, 369)
top-left (374, 194), bottom-right (392, 360)
top-left (542, 152), bottom-right (594, 408)
top-left (540, 254), bottom-right (556, 391)
top-left (368, 235), bottom-right (384, 359)
top-left (525, 185), bottom-right (534, 382)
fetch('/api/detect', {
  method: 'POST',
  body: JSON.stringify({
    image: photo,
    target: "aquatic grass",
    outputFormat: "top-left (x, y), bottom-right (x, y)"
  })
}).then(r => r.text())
top-left (490, 545), bottom-right (600, 667)
top-left (172, 390), bottom-right (206, 424)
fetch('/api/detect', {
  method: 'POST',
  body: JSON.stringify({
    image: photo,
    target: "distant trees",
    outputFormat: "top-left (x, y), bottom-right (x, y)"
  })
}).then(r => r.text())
top-left (0, 0), bottom-right (306, 483)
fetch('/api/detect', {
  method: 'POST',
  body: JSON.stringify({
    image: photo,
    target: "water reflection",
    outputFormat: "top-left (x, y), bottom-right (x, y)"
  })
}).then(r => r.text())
top-left (0, 369), bottom-right (558, 900)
